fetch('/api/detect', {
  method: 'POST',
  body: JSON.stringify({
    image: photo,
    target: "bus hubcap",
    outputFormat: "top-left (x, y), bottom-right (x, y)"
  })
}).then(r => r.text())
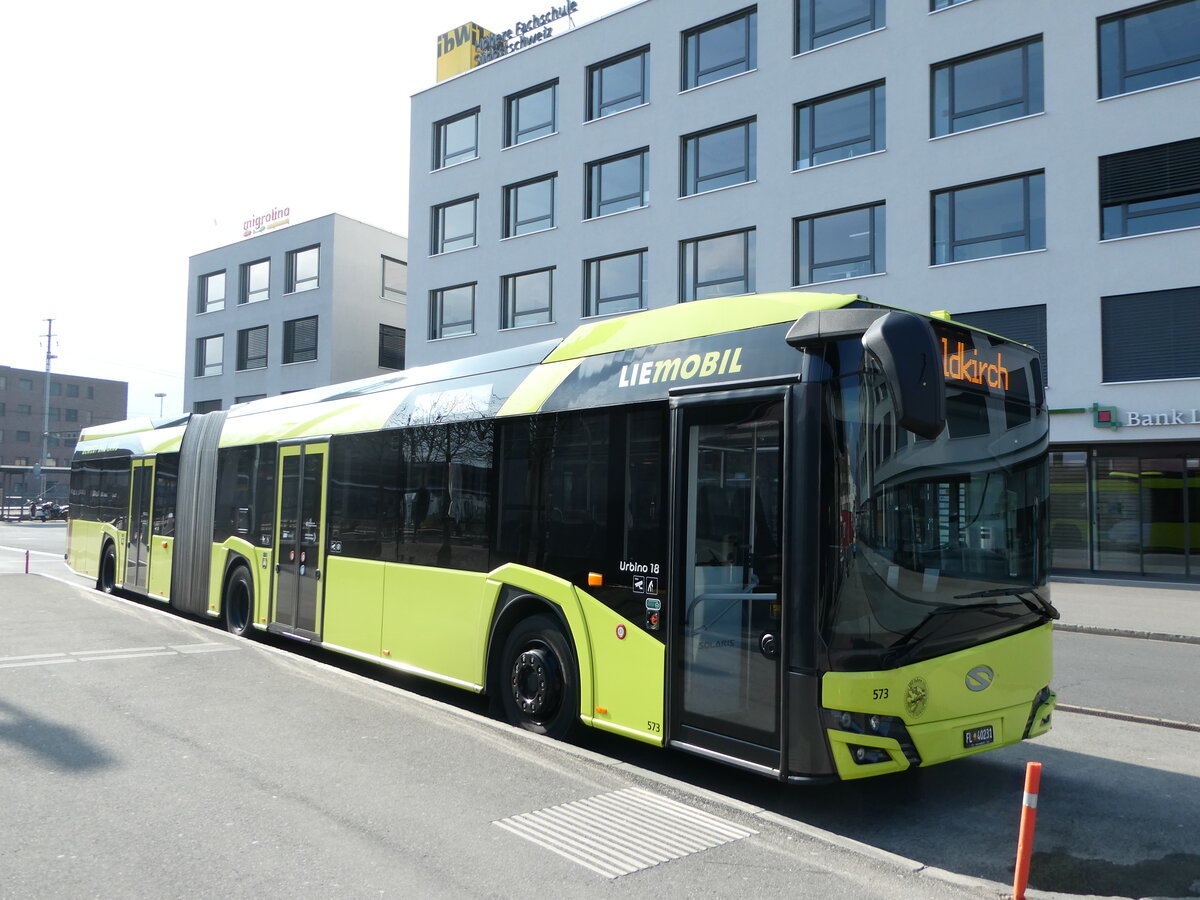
top-left (512, 648), bottom-right (559, 716)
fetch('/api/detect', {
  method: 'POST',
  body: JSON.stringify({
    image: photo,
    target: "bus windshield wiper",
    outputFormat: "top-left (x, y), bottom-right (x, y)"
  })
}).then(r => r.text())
top-left (953, 586), bottom-right (1060, 621)
top-left (883, 600), bottom-right (1021, 666)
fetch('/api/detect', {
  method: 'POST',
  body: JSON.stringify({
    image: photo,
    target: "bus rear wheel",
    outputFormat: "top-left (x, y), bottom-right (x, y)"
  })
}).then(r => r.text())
top-left (223, 566), bottom-right (255, 638)
top-left (98, 544), bottom-right (117, 594)
top-left (499, 614), bottom-right (581, 741)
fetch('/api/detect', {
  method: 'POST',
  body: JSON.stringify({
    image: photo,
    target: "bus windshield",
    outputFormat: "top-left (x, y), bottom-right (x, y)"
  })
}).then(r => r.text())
top-left (823, 325), bottom-right (1052, 670)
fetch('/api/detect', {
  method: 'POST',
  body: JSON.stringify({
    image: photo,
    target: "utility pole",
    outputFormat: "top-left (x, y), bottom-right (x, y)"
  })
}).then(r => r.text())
top-left (39, 318), bottom-right (56, 500)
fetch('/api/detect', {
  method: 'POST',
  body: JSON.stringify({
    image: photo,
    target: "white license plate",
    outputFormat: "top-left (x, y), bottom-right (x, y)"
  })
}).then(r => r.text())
top-left (963, 725), bottom-right (995, 748)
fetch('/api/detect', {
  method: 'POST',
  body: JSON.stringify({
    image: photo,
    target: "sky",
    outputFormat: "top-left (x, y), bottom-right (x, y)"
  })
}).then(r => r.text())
top-left (1, 0), bottom-right (629, 419)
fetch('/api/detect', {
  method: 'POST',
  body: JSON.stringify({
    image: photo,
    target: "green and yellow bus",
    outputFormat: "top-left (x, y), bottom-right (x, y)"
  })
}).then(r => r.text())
top-left (68, 292), bottom-right (1056, 782)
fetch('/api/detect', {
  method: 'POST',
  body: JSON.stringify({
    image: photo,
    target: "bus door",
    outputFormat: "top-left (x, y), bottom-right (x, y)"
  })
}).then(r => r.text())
top-left (124, 458), bottom-right (154, 593)
top-left (272, 441), bottom-right (329, 641)
top-left (670, 389), bottom-right (787, 775)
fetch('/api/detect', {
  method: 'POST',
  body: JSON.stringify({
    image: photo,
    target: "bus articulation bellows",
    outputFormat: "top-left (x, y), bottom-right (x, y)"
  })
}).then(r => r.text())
top-left (68, 292), bottom-right (1056, 782)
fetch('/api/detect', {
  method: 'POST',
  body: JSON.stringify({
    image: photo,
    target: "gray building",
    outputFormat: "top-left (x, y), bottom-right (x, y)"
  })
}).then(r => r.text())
top-left (408, 0), bottom-right (1200, 581)
top-left (185, 213), bottom-right (409, 413)
top-left (0, 365), bottom-right (127, 504)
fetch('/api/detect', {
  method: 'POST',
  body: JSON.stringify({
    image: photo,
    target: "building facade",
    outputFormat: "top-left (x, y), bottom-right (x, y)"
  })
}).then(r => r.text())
top-left (184, 214), bottom-right (409, 413)
top-left (0, 365), bottom-right (127, 503)
top-left (408, 0), bottom-right (1200, 582)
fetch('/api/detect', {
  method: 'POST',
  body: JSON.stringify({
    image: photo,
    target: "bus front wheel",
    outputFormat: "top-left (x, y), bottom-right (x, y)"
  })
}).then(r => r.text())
top-left (499, 614), bottom-right (581, 741)
top-left (98, 544), bottom-right (117, 594)
top-left (223, 566), bottom-right (255, 638)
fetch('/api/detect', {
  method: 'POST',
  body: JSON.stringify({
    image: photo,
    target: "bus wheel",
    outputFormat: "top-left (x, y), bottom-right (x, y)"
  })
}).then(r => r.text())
top-left (500, 614), bottom-right (581, 741)
top-left (223, 567), bottom-right (255, 638)
top-left (98, 544), bottom-right (117, 594)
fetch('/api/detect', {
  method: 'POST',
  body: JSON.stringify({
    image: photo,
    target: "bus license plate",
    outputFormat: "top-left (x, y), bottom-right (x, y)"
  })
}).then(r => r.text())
top-left (963, 725), bottom-right (995, 748)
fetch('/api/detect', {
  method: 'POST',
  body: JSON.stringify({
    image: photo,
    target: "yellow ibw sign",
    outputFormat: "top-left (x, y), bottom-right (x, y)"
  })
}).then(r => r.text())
top-left (437, 23), bottom-right (492, 81)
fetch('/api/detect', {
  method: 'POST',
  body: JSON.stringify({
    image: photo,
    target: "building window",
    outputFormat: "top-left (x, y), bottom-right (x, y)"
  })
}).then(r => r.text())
top-left (586, 149), bottom-right (649, 219)
top-left (680, 228), bottom-right (756, 302)
top-left (954, 304), bottom-right (1048, 385)
top-left (796, 0), bottom-right (885, 53)
top-left (287, 245), bottom-right (319, 293)
top-left (193, 400), bottom-right (222, 414)
top-left (795, 81), bottom-right (884, 169)
top-left (17, 378), bottom-right (32, 391)
top-left (681, 119), bottom-right (756, 196)
top-left (682, 8), bottom-right (757, 90)
top-left (236, 325), bottom-right (268, 371)
top-left (234, 395), bottom-right (266, 404)
top-left (16, 404), bottom-right (31, 415)
top-left (794, 202), bottom-right (885, 285)
top-left (66, 384), bottom-right (79, 398)
top-left (433, 107), bottom-right (479, 169)
top-left (1102, 285), bottom-right (1200, 381)
top-left (50, 382), bottom-right (61, 396)
top-left (932, 38), bottom-right (1044, 137)
top-left (196, 335), bottom-right (223, 377)
top-left (505, 80), bottom-right (557, 147)
top-left (0, 375), bottom-right (5, 388)
top-left (16, 431), bottom-right (30, 443)
top-left (502, 268), bottom-right (554, 329)
top-left (585, 249), bottom-right (647, 317)
top-left (931, 0), bottom-right (972, 9)
top-left (382, 256), bottom-right (407, 301)
top-left (430, 283), bottom-right (476, 339)
top-left (241, 259), bottom-right (270, 304)
top-left (932, 171), bottom-right (1045, 264)
top-left (432, 196), bottom-right (477, 254)
top-left (1099, 0), bottom-right (1200, 98)
top-left (1101, 137), bottom-right (1200, 239)
top-left (199, 271), bottom-right (225, 313)
top-left (378, 325), bottom-right (406, 370)
top-left (587, 47), bottom-right (649, 120)
top-left (64, 409), bottom-right (77, 422)
top-left (503, 174), bottom-right (556, 237)
top-left (0, 403), bottom-right (4, 416)
top-left (283, 316), bottom-right (318, 364)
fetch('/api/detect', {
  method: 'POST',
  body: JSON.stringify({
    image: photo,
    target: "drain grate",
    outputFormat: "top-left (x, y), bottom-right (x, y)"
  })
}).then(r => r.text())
top-left (492, 786), bottom-right (757, 879)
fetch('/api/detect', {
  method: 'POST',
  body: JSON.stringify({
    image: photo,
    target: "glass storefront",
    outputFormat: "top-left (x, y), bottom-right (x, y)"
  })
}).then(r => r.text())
top-left (1050, 444), bottom-right (1200, 581)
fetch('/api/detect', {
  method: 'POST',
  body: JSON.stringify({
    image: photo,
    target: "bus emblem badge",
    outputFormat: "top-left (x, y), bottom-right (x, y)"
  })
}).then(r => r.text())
top-left (965, 666), bottom-right (995, 692)
top-left (905, 677), bottom-right (929, 719)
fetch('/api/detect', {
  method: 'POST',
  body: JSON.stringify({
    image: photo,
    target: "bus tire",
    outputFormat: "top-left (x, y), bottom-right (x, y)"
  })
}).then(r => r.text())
top-left (222, 566), bottom-right (255, 638)
top-left (499, 613), bottom-right (581, 741)
top-left (98, 543), bottom-right (117, 594)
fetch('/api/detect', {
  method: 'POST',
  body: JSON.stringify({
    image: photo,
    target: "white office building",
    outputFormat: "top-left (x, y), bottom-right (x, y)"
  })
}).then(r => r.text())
top-left (408, 0), bottom-right (1200, 581)
top-left (185, 213), bottom-right (408, 413)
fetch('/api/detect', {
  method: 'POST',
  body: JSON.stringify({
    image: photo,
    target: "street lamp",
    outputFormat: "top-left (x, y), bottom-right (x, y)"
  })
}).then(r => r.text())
top-left (155, 392), bottom-right (166, 416)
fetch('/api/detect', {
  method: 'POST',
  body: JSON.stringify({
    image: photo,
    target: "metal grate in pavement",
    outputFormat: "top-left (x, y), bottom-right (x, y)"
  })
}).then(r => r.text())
top-left (492, 786), bottom-right (757, 879)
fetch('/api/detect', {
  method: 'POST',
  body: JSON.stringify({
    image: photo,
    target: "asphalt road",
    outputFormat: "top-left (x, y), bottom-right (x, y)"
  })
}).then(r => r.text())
top-left (3, 522), bottom-right (1199, 899)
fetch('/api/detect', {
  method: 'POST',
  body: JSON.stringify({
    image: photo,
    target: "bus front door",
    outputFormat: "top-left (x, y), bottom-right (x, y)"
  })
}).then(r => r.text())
top-left (124, 459), bottom-right (154, 593)
top-left (272, 442), bottom-right (328, 641)
top-left (671, 391), bottom-right (786, 775)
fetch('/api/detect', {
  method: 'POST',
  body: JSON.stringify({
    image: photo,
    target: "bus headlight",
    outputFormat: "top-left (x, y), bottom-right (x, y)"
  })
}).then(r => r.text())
top-left (823, 707), bottom-right (922, 767)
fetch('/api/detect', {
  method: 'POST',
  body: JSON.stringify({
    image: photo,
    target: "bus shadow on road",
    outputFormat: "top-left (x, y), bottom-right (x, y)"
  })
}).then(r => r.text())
top-left (0, 697), bottom-right (114, 773)
top-left (581, 728), bottom-right (1200, 899)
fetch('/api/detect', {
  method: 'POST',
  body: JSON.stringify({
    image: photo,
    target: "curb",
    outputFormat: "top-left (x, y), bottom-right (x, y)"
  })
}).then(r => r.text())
top-left (1054, 622), bottom-right (1200, 645)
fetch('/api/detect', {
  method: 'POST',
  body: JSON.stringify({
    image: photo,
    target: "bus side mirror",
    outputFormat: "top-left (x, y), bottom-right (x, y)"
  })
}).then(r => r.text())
top-left (861, 312), bottom-right (946, 440)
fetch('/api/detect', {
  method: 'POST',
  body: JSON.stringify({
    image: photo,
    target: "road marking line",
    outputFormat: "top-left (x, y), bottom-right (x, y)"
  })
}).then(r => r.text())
top-left (171, 643), bottom-right (238, 654)
top-left (0, 658), bottom-right (77, 669)
top-left (0, 544), bottom-right (63, 558)
top-left (72, 646), bottom-right (167, 656)
top-left (493, 787), bottom-right (756, 879)
top-left (0, 652), bottom-right (70, 663)
top-left (76, 651), bottom-right (179, 662)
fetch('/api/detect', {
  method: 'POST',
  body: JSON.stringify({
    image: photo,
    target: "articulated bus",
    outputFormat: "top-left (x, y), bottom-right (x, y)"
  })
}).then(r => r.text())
top-left (68, 292), bottom-right (1056, 782)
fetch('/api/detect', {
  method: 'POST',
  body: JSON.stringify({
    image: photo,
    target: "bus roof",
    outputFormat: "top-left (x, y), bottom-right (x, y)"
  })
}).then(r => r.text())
top-left (77, 291), bottom-right (869, 454)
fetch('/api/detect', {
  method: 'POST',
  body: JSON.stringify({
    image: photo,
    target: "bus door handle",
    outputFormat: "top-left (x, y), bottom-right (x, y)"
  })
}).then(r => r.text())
top-left (760, 633), bottom-right (779, 659)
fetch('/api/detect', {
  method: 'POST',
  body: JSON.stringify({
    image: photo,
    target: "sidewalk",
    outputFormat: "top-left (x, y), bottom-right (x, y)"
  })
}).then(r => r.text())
top-left (1051, 577), bottom-right (1200, 643)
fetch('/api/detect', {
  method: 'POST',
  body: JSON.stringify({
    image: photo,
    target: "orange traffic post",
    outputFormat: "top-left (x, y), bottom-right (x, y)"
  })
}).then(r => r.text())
top-left (1013, 761), bottom-right (1042, 900)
